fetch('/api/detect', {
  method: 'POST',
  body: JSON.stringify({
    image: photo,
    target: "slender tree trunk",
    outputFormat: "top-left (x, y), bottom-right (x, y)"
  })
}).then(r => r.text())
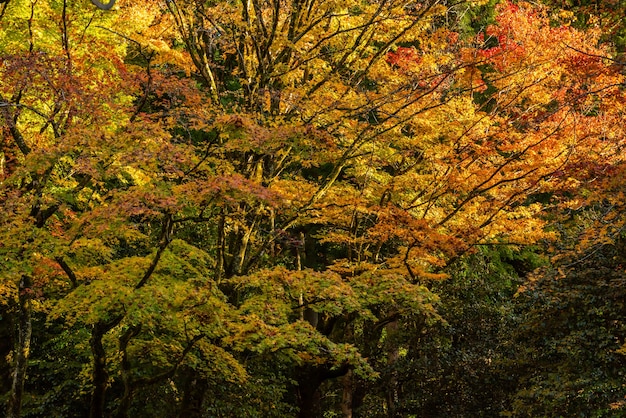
top-left (297, 364), bottom-right (349, 418)
top-left (90, 324), bottom-right (110, 418)
top-left (351, 380), bottom-right (367, 418)
top-left (340, 321), bottom-right (356, 418)
top-left (296, 364), bottom-right (325, 418)
top-left (177, 373), bottom-right (208, 418)
top-left (297, 374), bottom-right (323, 418)
top-left (385, 321), bottom-right (400, 418)
top-left (0, 306), bottom-right (13, 395)
top-left (89, 316), bottom-right (122, 418)
top-left (216, 210), bottom-right (225, 281)
top-left (114, 325), bottom-right (142, 418)
top-left (6, 275), bottom-right (33, 418)
top-left (114, 384), bottom-right (133, 418)
top-left (341, 370), bottom-right (354, 418)
top-left (236, 222), bottom-right (254, 274)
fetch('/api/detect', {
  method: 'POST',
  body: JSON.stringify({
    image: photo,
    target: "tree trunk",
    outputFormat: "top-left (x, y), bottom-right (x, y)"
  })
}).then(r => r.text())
top-left (177, 373), bottom-right (208, 418)
top-left (340, 322), bottom-right (356, 418)
top-left (114, 325), bottom-right (142, 418)
top-left (6, 275), bottom-right (33, 418)
top-left (0, 305), bottom-right (13, 395)
top-left (89, 316), bottom-right (122, 418)
top-left (351, 380), bottom-right (367, 418)
top-left (216, 210), bottom-right (225, 281)
top-left (341, 370), bottom-right (354, 418)
top-left (297, 364), bottom-right (349, 418)
top-left (385, 321), bottom-right (400, 418)
top-left (297, 374), bottom-right (323, 418)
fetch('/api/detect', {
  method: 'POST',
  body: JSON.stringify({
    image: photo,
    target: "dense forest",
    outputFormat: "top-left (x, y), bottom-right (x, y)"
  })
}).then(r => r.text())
top-left (2, 0), bottom-right (626, 416)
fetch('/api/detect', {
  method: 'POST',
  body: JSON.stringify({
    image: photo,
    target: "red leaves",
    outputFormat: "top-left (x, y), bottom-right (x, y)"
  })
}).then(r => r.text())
top-left (386, 47), bottom-right (422, 71)
top-left (477, 4), bottom-right (528, 70)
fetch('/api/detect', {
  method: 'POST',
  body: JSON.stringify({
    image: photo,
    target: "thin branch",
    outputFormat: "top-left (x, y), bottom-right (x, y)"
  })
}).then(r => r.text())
top-left (135, 214), bottom-right (174, 289)
top-left (563, 43), bottom-right (624, 65)
top-left (135, 333), bottom-right (205, 386)
top-left (55, 257), bottom-right (78, 288)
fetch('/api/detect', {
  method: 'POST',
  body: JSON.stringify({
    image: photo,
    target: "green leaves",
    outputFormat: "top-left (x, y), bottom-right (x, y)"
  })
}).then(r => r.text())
top-left (510, 246), bottom-right (626, 416)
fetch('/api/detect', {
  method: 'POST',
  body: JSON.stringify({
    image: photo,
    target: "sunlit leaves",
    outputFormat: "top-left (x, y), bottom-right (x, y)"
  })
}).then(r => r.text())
top-left (2, 0), bottom-right (626, 415)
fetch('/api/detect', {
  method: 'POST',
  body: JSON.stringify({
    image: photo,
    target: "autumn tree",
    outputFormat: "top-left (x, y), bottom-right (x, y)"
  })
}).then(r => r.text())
top-left (2, 0), bottom-right (626, 417)
top-left (0, 1), bottom-right (237, 416)
top-left (159, 0), bottom-right (626, 415)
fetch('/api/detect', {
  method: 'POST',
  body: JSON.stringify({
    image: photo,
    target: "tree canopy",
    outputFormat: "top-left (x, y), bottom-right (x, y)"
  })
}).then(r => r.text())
top-left (1, 0), bottom-right (626, 417)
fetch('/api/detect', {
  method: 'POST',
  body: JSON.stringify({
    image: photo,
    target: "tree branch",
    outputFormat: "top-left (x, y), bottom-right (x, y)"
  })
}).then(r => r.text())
top-left (55, 256), bottom-right (78, 288)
